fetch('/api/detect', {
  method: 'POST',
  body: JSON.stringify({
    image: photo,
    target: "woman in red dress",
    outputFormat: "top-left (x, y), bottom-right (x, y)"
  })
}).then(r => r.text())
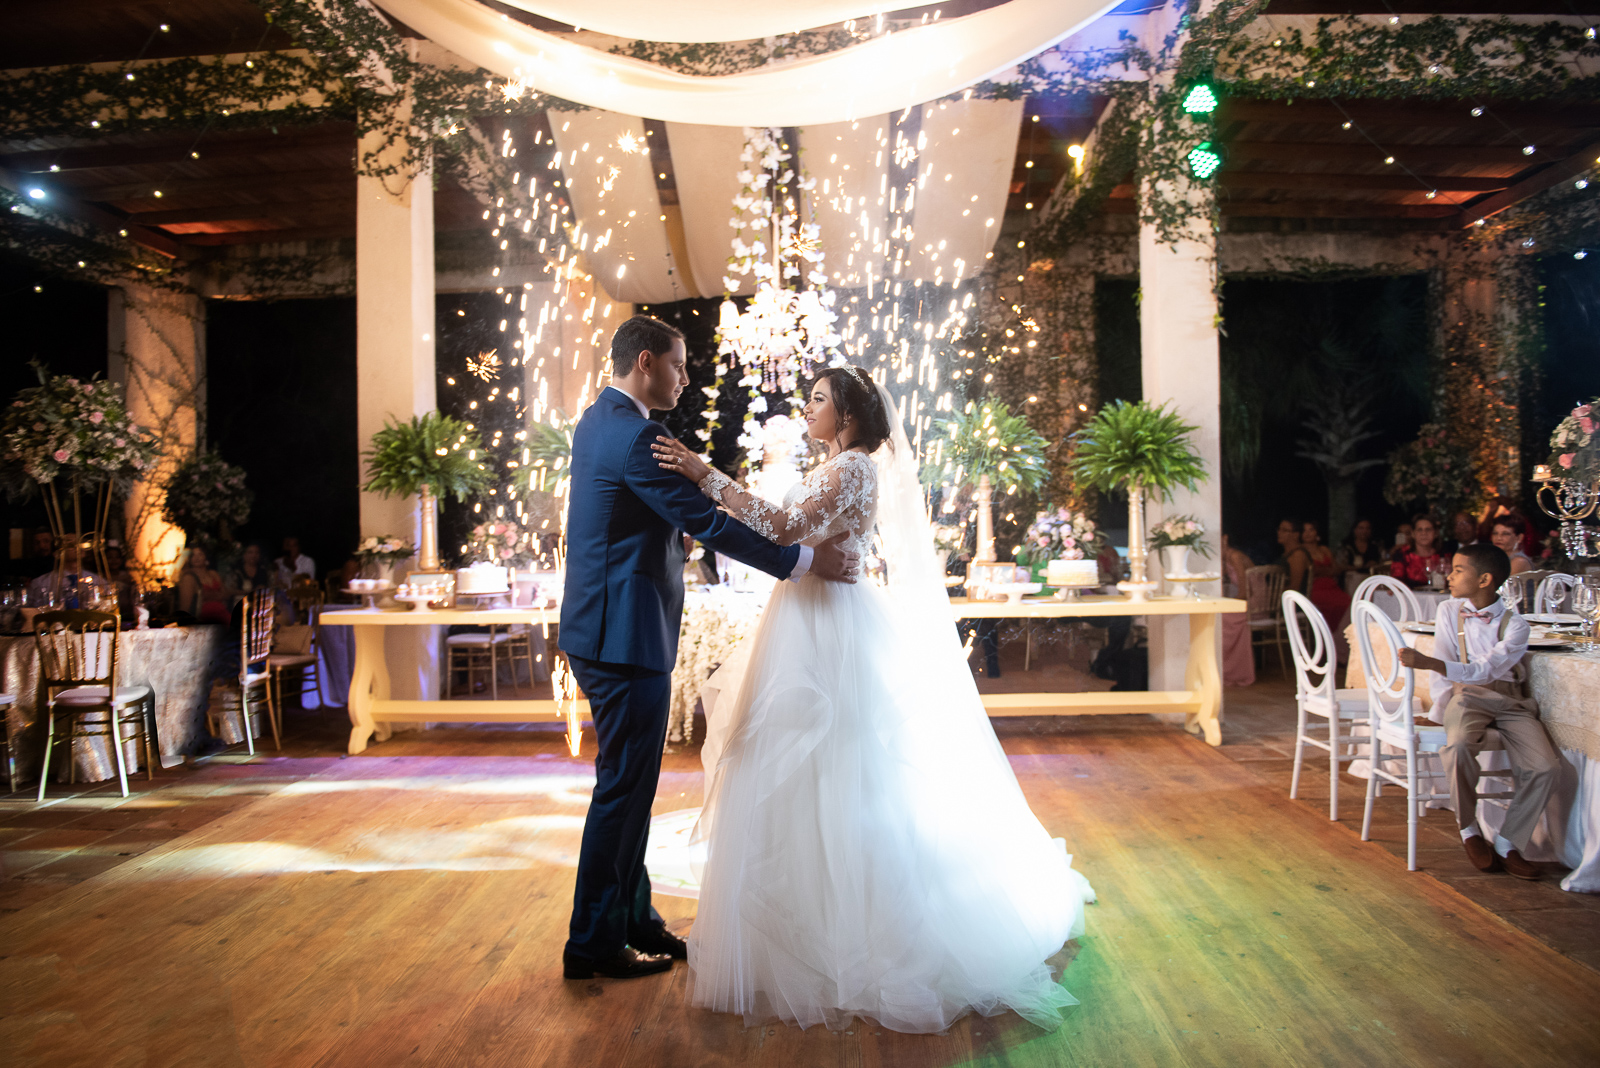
top-left (1388, 514), bottom-right (1447, 588)
top-left (178, 546), bottom-right (232, 624)
top-left (1301, 520), bottom-right (1352, 631)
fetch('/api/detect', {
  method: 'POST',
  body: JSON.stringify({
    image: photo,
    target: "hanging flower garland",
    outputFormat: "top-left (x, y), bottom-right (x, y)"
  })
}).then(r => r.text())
top-left (698, 126), bottom-right (842, 445)
top-left (161, 449), bottom-right (253, 536)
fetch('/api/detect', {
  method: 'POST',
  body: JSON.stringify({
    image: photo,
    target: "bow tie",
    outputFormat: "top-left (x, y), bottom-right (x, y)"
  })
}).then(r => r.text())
top-left (1465, 608), bottom-right (1496, 622)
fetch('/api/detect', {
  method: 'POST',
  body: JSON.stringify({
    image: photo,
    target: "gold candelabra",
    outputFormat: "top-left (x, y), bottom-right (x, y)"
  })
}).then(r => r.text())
top-left (1531, 465), bottom-right (1598, 559)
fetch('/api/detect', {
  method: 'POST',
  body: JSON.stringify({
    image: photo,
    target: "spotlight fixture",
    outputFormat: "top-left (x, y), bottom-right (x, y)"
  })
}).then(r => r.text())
top-left (1578, 179), bottom-right (1590, 190)
top-left (26, 187), bottom-right (44, 199)
top-left (1523, 145), bottom-right (1536, 156)
top-left (1471, 106), bottom-right (1484, 117)
top-left (1576, 251), bottom-right (1589, 260)
top-left (1186, 141), bottom-right (1223, 180)
top-left (1181, 83), bottom-right (1219, 115)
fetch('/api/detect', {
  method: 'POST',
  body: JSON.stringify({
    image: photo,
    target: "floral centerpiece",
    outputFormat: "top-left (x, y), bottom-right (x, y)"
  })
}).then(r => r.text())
top-left (1149, 514), bottom-right (1210, 577)
top-left (926, 400), bottom-right (1048, 562)
top-left (1, 364), bottom-right (162, 577)
top-left (465, 519), bottom-right (534, 567)
top-left (1546, 399), bottom-right (1598, 482)
top-left (1016, 506), bottom-right (1105, 568)
top-left (163, 449), bottom-right (252, 543)
top-left (356, 535), bottom-right (414, 566)
top-left (1383, 422), bottom-right (1480, 518)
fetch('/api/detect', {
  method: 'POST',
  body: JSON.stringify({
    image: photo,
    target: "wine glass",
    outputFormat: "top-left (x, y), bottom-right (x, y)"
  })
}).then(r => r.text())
top-left (1571, 582), bottom-right (1600, 658)
top-left (1499, 575), bottom-right (1525, 614)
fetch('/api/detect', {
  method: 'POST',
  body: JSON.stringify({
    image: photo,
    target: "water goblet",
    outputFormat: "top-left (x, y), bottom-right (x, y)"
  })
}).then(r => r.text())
top-left (1499, 575), bottom-right (1525, 614)
top-left (1571, 582), bottom-right (1600, 658)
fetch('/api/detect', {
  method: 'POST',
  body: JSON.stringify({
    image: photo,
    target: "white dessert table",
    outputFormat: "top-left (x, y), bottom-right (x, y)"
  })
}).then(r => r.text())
top-left (322, 607), bottom-right (578, 754)
top-left (949, 594), bottom-right (1247, 746)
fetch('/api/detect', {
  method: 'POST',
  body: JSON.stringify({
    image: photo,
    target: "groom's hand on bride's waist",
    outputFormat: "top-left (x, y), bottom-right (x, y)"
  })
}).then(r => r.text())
top-left (811, 531), bottom-right (859, 584)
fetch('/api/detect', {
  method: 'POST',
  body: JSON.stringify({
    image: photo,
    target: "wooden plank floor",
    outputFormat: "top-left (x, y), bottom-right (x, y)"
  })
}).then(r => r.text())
top-left (4, 716), bottom-right (1600, 1067)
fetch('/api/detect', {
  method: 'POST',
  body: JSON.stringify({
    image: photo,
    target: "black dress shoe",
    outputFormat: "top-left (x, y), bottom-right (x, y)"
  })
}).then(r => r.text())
top-left (562, 946), bottom-right (673, 980)
top-left (629, 926), bottom-right (688, 960)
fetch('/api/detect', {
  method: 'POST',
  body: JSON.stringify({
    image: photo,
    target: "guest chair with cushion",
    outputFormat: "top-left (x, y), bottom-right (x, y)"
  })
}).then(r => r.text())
top-left (225, 589), bottom-right (276, 754)
top-left (1535, 573), bottom-right (1578, 614)
top-left (32, 610), bottom-right (154, 801)
top-left (1353, 602), bottom-right (1512, 870)
top-left (447, 627), bottom-right (513, 699)
top-left (1352, 574), bottom-right (1423, 623)
top-left (268, 613), bottom-right (320, 741)
top-left (1245, 566), bottom-right (1288, 675)
top-left (1284, 591), bottom-right (1371, 821)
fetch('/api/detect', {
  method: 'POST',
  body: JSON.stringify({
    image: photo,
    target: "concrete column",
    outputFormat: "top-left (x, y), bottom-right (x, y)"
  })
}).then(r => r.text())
top-left (356, 107), bottom-right (436, 544)
top-left (108, 284), bottom-right (204, 587)
top-left (1138, 172), bottom-right (1223, 694)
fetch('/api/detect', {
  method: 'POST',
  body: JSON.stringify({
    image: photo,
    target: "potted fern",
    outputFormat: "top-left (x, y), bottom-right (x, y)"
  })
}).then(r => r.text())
top-left (362, 413), bottom-right (492, 571)
top-left (1069, 400), bottom-right (1206, 601)
top-left (928, 399), bottom-right (1048, 562)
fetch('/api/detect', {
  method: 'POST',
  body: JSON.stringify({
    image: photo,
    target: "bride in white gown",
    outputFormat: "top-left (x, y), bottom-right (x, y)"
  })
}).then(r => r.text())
top-left (651, 365), bottom-right (1094, 1034)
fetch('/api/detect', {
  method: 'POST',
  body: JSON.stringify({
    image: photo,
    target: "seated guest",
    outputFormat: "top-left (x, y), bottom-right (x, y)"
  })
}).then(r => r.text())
top-left (1301, 520), bottom-right (1352, 635)
top-left (1398, 543), bottom-right (1557, 881)
top-left (1445, 510), bottom-right (1479, 555)
top-left (274, 535), bottom-right (316, 587)
top-left (1488, 516), bottom-right (1533, 575)
top-left (177, 546), bottom-right (231, 625)
top-left (1274, 517), bottom-right (1311, 595)
top-left (229, 542), bottom-right (273, 605)
top-left (1337, 518), bottom-right (1381, 573)
top-left (1389, 514), bottom-right (1445, 588)
top-left (1386, 521), bottom-right (1413, 562)
top-left (1219, 533), bottom-right (1255, 687)
top-left (101, 543), bottom-right (138, 622)
top-left (1479, 496), bottom-right (1538, 558)
top-left (24, 529), bottom-right (57, 577)
top-left (26, 543), bottom-right (103, 608)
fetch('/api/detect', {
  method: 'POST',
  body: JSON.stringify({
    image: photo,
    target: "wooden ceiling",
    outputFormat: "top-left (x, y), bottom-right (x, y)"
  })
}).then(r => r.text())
top-left (0, 0), bottom-right (1596, 263)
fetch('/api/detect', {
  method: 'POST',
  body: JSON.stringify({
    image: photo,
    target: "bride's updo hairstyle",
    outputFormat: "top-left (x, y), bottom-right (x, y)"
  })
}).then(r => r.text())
top-left (813, 365), bottom-right (893, 453)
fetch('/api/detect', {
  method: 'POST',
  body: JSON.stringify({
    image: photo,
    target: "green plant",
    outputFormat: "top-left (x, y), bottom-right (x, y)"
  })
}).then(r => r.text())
top-left (1382, 422), bottom-right (1481, 518)
top-left (1069, 400), bottom-right (1206, 500)
top-left (162, 448), bottom-right (252, 538)
top-left (927, 400), bottom-right (1048, 495)
top-left (362, 412), bottom-right (491, 501)
top-left (511, 414), bottom-right (573, 496)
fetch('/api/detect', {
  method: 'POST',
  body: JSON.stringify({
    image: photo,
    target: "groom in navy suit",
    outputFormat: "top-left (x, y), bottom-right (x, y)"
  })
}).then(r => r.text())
top-left (560, 315), bottom-right (859, 979)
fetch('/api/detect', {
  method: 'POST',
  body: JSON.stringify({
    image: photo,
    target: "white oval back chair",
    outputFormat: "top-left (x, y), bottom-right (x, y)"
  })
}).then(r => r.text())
top-left (1283, 590), bottom-right (1370, 821)
top-left (1352, 574), bottom-right (1423, 623)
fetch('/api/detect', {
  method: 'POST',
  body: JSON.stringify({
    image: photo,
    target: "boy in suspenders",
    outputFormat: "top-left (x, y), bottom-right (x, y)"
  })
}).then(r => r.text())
top-left (1398, 543), bottom-right (1560, 880)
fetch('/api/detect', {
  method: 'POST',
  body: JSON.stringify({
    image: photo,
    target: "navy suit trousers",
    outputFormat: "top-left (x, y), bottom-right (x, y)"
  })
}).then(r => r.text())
top-left (565, 654), bottom-right (671, 959)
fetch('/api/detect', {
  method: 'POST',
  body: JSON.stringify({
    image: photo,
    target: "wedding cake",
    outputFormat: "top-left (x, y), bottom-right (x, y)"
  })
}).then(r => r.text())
top-left (1046, 558), bottom-right (1100, 587)
top-left (455, 562), bottom-right (510, 594)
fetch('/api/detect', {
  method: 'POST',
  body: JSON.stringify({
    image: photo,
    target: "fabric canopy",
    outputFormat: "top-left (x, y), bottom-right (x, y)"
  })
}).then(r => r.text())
top-left (494, 1), bottom-right (896, 44)
top-left (374, 0), bottom-right (1119, 126)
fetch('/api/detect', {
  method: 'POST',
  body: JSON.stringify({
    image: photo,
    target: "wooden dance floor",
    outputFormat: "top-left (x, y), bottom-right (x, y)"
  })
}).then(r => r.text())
top-left (4, 717), bottom-right (1599, 1067)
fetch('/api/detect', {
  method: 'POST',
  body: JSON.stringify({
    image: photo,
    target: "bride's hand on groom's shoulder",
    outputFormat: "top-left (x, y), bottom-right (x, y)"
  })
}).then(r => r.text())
top-left (653, 435), bottom-right (712, 482)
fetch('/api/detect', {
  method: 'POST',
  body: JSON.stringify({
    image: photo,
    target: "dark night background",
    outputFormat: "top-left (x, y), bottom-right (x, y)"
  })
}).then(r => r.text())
top-left (3, 251), bottom-right (1597, 581)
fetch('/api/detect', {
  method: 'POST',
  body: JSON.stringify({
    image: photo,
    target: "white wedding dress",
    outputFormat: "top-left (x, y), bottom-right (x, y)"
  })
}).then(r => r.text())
top-left (686, 416), bottom-right (1095, 1034)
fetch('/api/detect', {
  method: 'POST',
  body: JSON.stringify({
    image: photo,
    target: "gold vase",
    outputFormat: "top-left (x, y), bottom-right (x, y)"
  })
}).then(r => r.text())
top-left (418, 483), bottom-right (440, 572)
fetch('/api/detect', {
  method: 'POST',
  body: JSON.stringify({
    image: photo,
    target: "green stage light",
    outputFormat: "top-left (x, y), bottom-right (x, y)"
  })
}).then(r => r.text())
top-left (1182, 83), bottom-right (1219, 114)
top-left (1186, 141), bottom-right (1223, 180)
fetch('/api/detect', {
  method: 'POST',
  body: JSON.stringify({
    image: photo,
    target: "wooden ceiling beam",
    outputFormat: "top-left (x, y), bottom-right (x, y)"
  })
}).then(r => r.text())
top-left (1456, 138), bottom-right (1600, 226)
top-left (0, 163), bottom-right (181, 257)
top-left (1215, 100), bottom-right (1600, 131)
top-left (1221, 201), bottom-right (1460, 219)
top-left (75, 167), bottom-right (357, 201)
top-left (1219, 171), bottom-right (1509, 192)
top-left (177, 225), bottom-right (354, 247)
top-left (0, 128), bottom-right (354, 173)
top-left (1226, 141), bottom-right (1562, 165)
top-left (132, 200), bottom-right (353, 227)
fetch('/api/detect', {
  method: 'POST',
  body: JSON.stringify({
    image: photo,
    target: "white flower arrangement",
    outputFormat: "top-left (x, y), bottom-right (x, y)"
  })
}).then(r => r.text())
top-left (735, 411), bottom-right (810, 471)
top-left (667, 589), bottom-right (765, 746)
top-left (1548, 400), bottom-right (1597, 481)
top-left (1149, 514), bottom-right (1210, 556)
top-left (699, 126), bottom-right (842, 446)
top-left (1017, 506), bottom-right (1105, 564)
top-left (356, 535), bottom-right (415, 564)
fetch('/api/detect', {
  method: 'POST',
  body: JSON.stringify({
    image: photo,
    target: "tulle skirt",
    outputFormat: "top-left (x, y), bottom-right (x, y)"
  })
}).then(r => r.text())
top-left (688, 573), bottom-right (1095, 1033)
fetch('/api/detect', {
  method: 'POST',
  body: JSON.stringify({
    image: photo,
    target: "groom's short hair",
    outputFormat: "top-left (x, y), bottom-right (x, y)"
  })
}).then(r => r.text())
top-left (610, 315), bottom-right (685, 377)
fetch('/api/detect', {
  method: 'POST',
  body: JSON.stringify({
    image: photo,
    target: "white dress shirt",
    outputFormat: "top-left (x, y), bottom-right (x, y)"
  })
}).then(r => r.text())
top-left (605, 385), bottom-right (813, 581)
top-left (1428, 596), bottom-right (1530, 709)
top-left (274, 553), bottom-right (316, 586)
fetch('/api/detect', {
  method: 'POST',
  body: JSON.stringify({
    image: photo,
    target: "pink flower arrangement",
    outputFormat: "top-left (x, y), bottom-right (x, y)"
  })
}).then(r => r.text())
top-left (1546, 398), bottom-right (1598, 482)
top-left (2, 369), bottom-right (159, 491)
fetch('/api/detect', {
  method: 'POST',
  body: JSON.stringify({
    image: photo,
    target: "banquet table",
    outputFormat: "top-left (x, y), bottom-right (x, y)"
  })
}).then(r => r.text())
top-left (1, 624), bottom-right (223, 788)
top-left (322, 607), bottom-right (568, 754)
top-left (1344, 624), bottom-right (1600, 892)
top-left (950, 594), bottom-right (1247, 746)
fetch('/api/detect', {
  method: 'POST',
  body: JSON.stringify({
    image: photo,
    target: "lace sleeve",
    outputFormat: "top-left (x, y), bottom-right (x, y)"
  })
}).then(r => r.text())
top-left (698, 453), bottom-right (873, 546)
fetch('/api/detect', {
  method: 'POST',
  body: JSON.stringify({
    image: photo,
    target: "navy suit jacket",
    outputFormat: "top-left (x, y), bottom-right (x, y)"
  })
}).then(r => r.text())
top-left (558, 387), bottom-right (799, 673)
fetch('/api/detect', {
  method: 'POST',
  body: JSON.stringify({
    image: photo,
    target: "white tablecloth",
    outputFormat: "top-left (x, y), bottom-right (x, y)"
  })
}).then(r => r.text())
top-left (1344, 625), bottom-right (1600, 892)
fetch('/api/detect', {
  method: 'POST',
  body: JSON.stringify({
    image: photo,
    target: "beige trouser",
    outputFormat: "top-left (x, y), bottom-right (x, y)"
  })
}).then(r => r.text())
top-left (1438, 681), bottom-right (1560, 853)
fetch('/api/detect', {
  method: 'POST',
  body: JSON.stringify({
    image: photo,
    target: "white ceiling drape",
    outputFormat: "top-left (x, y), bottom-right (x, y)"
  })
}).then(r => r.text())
top-left (664, 121), bottom-right (760, 299)
top-left (802, 116), bottom-right (891, 291)
top-left (493, 1), bottom-right (899, 44)
top-left (548, 110), bottom-right (694, 304)
top-left (902, 97), bottom-right (1023, 287)
top-left (374, 0), bottom-right (1118, 126)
